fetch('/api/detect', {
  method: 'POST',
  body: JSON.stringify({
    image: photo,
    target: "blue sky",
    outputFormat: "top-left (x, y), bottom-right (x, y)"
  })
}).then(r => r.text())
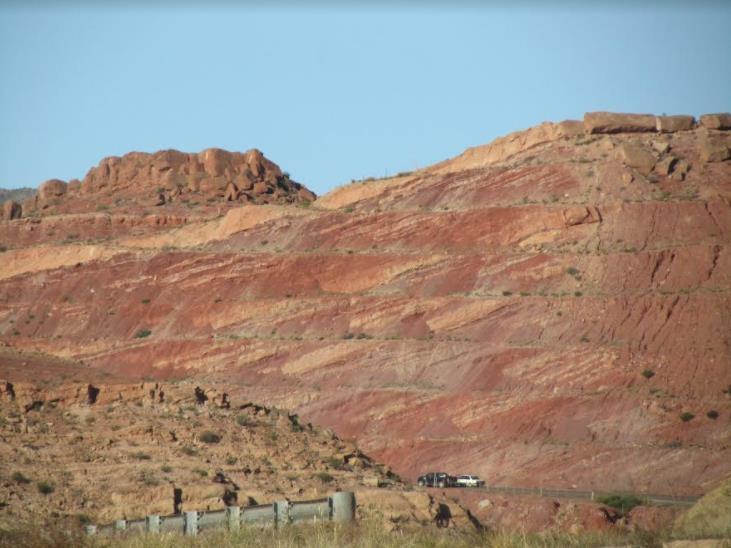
top-left (1, 3), bottom-right (730, 195)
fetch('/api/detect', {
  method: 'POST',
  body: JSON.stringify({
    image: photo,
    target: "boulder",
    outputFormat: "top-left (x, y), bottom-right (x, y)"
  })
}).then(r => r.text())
top-left (656, 115), bottom-right (695, 133)
top-left (671, 159), bottom-right (691, 181)
top-left (699, 113), bottom-right (731, 130)
top-left (253, 181), bottom-right (272, 195)
top-left (616, 143), bottom-right (657, 175)
top-left (2, 200), bottom-right (22, 220)
top-left (198, 177), bottom-right (227, 194)
top-left (298, 187), bottom-right (317, 202)
top-left (584, 112), bottom-right (657, 134)
top-left (652, 140), bottom-right (671, 154)
top-left (655, 156), bottom-right (677, 176)
top-left (555, 120), bottom-right (585, 138)
top-left (199, 148), bottom-right (231, 177)
top-left (38, 179), bottom-right (67, 200)
top-left (224, 182), bottom-right (239, 202)
top-left (699, 140), bottom-right (730, 162)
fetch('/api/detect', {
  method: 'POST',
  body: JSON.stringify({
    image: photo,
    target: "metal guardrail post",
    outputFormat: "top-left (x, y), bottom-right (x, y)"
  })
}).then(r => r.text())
top-left (275, 500), bottom-right (290, 528)
top-left (146, 515), bottom-right (160, 534)
top-left (226, 506), bottom-right (240, 531)
top-left (184, 511), bottom-right (198, 536)
top-left (114, 519), bottom-right (126, 533)
top-left (330, 491), bottom-right (356, 523)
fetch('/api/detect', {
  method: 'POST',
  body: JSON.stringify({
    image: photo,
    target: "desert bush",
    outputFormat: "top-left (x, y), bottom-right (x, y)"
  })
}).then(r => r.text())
top-left (12, 471), bottom-right (31, 484)
top-left (707, 410), bottom-right (719, 419)
top-left (641, 369), bottom-right (655, 379)
top-left (680, 412), bottom-right (695, 422)
top-left (134, 329), bottom-right (152, 339)
top-left (596, 494), bottom-right (644, 513)
top-left (37, 481), bottom-right (55, 495)
top-left (316, 471), bottom-right (334, 483)
top-left (199, 430), bottom-right (222, 444)
top-left (236, 414), bottom-right (256, 427)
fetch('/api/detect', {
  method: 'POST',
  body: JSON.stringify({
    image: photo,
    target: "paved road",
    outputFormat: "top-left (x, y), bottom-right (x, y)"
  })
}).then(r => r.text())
top-left (432, 484), bottom-right (700, 507)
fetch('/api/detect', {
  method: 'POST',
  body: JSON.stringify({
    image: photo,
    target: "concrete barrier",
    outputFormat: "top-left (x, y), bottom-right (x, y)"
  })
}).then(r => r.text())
top-left (86, 492), bottom-right (356, 537)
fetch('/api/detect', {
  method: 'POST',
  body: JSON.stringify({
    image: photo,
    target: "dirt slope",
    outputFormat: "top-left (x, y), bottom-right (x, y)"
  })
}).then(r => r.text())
top-left (1, 113), bottom-right (730, 506)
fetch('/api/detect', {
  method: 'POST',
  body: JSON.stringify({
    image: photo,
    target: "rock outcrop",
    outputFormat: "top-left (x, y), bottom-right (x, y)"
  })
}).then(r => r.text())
top-left (19, 148), bottom-right (316, 217)
top-left (584, 111), bottom-right (658, 133)
top-left (1, 200), bottom-right (21, 221)
top-left (700, 113), bottom-right (731, 130)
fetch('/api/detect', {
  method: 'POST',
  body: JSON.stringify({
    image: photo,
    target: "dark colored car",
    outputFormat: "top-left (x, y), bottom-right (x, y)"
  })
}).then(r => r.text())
top-left (417, 472), bottom-right (457, 488)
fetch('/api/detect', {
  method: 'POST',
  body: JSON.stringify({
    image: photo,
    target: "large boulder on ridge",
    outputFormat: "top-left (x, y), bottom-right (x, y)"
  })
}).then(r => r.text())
top-left (700, 113), bottom-right (731, 130)
top-left (584, 112), bottom-right (657, 134)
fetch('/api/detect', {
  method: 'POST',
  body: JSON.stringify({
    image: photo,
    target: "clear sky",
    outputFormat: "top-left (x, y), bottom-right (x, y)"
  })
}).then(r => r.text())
top-left (1, 2), bottom-right (730, 196)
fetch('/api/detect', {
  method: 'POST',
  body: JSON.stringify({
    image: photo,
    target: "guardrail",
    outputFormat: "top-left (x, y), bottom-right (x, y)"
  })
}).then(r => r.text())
top-left (84, 491), bottom-right (355, 537)
top-left (442, 485), bottom-right (700, 507)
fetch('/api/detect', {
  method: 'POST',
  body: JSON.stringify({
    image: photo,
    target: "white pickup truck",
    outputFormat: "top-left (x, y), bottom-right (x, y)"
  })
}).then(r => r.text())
top-left (455, 475), bottom-right (485, 488)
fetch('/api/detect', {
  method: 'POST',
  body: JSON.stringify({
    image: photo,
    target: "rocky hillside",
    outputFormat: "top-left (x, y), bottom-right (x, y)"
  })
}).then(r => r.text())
top-left (1, 112), bottom-right (729, 506)
top-left (0, 346), bottom-right (480, 531)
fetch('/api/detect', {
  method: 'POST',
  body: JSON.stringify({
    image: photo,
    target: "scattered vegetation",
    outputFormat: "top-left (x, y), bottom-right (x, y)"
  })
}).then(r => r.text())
top-left (680, 412), bottom-right (695, 422)
top-left (134, 329), bottom-right (152, 339)
top-left (707, 410), bottom-right (719, 420)
top-left (237, 414), bottom-right (256, 427)
top-left (641, 369), bottom-right (655, 379)
top-left (11, 471), bottom-right (31, 484)
top-left (160, 465), bottom-right (173, 473)
top-left (141, 298), bottom-right (150, 304)
top-left (316, 471), bottom-right (334, 483)
top-left (199, 431), bottom-right (222, 444)
top-left (37, 481), bottom-right (55, 495)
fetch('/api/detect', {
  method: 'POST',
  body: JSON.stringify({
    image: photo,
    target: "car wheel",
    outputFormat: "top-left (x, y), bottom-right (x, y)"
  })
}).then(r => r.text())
top-left (418, 480), bottom-right (425, 487)
top-left (437, 481), bottom-right (445, 488)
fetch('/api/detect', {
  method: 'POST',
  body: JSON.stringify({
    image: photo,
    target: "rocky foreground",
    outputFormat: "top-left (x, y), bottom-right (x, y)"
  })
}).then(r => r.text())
top-left (1, 112), bottom-right (730, 531)
top-left (0, 347), bottom-right (480, 531)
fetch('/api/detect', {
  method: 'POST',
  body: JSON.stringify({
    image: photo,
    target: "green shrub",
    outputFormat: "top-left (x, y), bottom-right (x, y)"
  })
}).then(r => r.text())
top-left (641, 369), bottom-right (655, 379)
top-left (680, 412), bottom-right (695, 422)
top-left (237, 414), bottom-right (256, 427)
top-left (566, 266), bottom-right (580, 277)
top-left (134, 329), bottom-right (152, 339)
top-left (181, 445), bottom-right (197, 456)
top-left (141, 298), bottom-right (150, 304)
top-left (502, 290), bottom-right (513, 296)
top-left (132, 451), bottom-right (152, 460)
top-left (596, 494), bottom-right (643, 513)
top-left (574, 291), bottom-right (583, 297)
top-left (707, 410), bottom-right (719, 420)
top-left (161, 465), bottom-right (173, 473)
top-left (37, 481), bottom-right (55, 495)
top-left (199, 431), bottom-right (222, 444)
top-left (316, 472), bottom-right (334, 483)
top-left (12, 471), bottom-right (30, 484)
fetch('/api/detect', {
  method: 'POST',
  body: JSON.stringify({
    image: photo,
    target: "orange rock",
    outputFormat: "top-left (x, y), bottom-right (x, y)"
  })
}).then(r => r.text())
top-left (699, 112), bottom-right (731, 130)
top-left (584, 112), bottom-right (657, 134)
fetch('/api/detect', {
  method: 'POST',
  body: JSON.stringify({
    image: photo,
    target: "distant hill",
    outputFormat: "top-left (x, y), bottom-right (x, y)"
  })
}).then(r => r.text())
top-left (0, 187), bottom-right (35, 204)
